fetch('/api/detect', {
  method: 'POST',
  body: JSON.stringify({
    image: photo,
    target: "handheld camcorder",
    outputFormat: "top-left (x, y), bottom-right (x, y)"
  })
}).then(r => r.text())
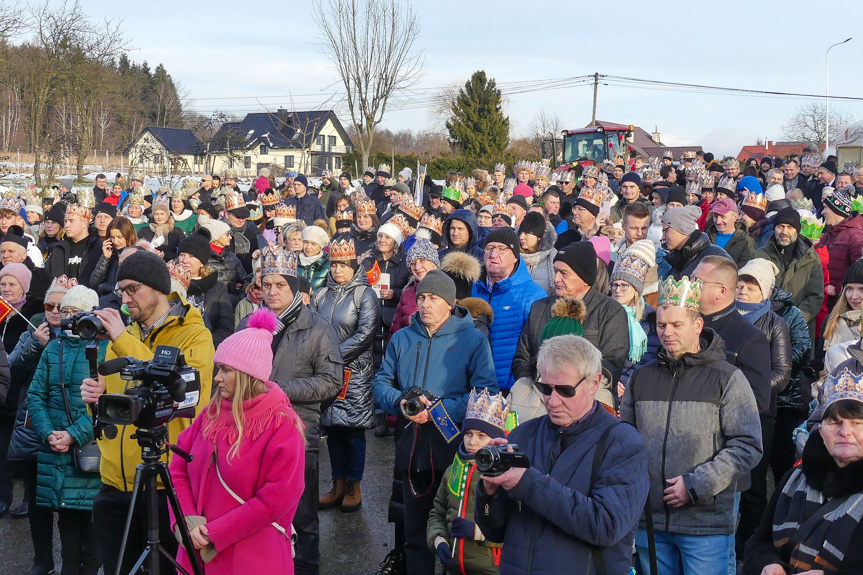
top-left (60, 309), bottom-right (106, 340)
top-left (96, 345), bottom-right (201, 429)
top-left (475, 445), bottom-right (530, 476)
top-left (402, 386), bottom-right (437, 416)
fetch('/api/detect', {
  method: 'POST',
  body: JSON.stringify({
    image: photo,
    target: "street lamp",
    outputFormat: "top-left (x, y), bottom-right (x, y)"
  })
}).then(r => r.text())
top-left (826, 37), bottom-right (852, 155)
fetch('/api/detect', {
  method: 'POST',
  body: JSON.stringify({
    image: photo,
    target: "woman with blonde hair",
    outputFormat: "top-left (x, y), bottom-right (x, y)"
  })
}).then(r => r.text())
top-left (170, 308), bottom-right (306, 574)
top-left (822, 260), bottom-right (863, 352)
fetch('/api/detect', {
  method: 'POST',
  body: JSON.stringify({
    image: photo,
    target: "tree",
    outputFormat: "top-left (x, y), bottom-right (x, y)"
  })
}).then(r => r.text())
top-left (313, 0), bottom-right (425, 171)
top-left (445, 70), bottom-right (509, 159)
top-left (782, 102), bottom-right (854, 152)
top-left (526, 109), bottom-right (563, 160)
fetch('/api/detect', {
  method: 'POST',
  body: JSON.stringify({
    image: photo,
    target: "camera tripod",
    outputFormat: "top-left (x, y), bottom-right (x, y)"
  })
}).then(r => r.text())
top-left (114, 426), bottom-right (203, 575)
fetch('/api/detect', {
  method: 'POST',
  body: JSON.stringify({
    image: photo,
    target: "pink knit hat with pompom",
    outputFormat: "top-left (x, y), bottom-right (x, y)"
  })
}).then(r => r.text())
top-left (213, 308), bottom-right (278, 382)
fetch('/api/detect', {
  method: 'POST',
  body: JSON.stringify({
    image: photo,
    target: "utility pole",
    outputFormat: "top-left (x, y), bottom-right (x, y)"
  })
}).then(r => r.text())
top-left (591, 72), bottom-right (599, 127)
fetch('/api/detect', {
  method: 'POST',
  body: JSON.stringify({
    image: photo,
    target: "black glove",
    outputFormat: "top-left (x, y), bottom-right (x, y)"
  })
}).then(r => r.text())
top-left (450, 517), bottom-right (478, 540)
top-left (436, 541), bottom-right (459, 571)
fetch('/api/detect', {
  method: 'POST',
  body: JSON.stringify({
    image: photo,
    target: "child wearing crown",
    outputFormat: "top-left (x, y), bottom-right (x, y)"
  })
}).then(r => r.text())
top-left (426, 388), bottom-right (510, 574)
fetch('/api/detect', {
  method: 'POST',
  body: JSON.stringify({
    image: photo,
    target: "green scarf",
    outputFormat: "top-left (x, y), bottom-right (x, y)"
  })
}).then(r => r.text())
top-left (625, 302), bottom-right (648, 363)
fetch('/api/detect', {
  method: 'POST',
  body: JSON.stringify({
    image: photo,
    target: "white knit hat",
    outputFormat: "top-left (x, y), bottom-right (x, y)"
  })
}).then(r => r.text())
top-left (61, 285), bottom-right (99, 312)
top-left (200, 219), bottom-right (231, 242)
top-left (764, 184), bottom-right (785, 203)
top-left (378, 222), bottom-right (404, 246)
top-left (301, 224), bottom-right (330, 249)
top-left (737, 258), bottom-right (779, 299)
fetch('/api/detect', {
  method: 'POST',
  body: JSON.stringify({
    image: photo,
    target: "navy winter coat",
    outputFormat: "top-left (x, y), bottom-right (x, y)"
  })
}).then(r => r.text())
top-left (475, 407), bottom-right (649, 575)
top-left (439, 209), bottom-right (485, 263)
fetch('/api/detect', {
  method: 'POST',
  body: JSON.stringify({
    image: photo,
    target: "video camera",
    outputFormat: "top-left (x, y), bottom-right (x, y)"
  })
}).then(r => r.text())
top-left (96, 345), bottom-right (201, 431)
top-left (402, 386), bottom-right (437, 417)
top-left (475, 445), bottom-right (530, 477)
top-left (60, 309), bottom-right (107, 340)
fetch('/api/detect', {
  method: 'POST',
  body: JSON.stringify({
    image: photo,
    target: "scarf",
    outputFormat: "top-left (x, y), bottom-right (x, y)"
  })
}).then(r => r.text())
top-left (736, 299), bottom-right (771, 324)
top-left (271, 291), bottom-right (304, 342)
top-left (521, 248), bottom-right (553, 271)
top-left (148, 221), bottom-right (172, 241)
top-left (299, 251), bottom-right (325, 266)
top-left (202, 382), bottom-right (297, 446)
top-left (624, 303), bottom-right (648, 363)
top-left (7, 295), bottom-right (26, 309)
top-left (230, 224), bottom-right (250, 255)
top-left (210, 242), bottom-right (225, 255)
top-left (246, 285), bottom-right (263, 306)
top-left (172, 209), bottom-right (194, 222)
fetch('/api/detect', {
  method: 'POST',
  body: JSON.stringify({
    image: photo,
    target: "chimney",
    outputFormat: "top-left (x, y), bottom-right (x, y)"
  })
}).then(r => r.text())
top-left (652, 126), bottom-right (661, 144)
top-left (277, 108), bottom-right (289, 127)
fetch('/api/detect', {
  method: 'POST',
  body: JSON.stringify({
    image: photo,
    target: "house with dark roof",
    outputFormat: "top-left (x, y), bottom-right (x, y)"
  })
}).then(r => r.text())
top-left (127, 127), bottom-right (206, 176)
top-left (209, 109), bottom-right (354, 177)
top-left (590, 121), bottom-right (702, 160)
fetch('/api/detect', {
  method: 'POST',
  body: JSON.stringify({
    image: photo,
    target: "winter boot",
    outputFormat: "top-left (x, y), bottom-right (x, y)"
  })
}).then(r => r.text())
top-left (319, 478), bottom-right (346, 509)
top-left (370, 547), bottom-right (406, 575)
top-left (341, 480), bottom-right (362, 512)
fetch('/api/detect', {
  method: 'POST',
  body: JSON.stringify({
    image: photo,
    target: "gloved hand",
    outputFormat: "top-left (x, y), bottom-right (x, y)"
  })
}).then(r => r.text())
top-left (451, 517), bottom-right (484, 541)
top-left (436, 541), bottom-right (459, 571)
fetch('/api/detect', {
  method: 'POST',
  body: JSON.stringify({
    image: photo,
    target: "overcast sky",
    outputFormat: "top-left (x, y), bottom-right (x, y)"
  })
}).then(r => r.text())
top-left (82, 0), bottom-right (863, 157)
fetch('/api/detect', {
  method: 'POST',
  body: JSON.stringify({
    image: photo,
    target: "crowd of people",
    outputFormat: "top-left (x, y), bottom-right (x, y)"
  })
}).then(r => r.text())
top-left (0, 152), bottom-right (860, 575)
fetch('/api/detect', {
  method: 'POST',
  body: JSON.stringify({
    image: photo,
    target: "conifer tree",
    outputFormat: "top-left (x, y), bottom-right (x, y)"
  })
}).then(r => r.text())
top-left (446, 70), bottom-right (509, 158)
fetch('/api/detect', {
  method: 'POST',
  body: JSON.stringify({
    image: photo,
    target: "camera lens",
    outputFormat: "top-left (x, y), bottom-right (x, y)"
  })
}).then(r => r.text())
top-left (76, 316), bottom-right (104, 340)
top-left (475, 447), bottom-right (497, 472)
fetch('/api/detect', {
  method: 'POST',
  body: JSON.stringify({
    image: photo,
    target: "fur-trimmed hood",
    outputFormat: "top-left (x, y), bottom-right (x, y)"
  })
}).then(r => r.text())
top-left (538, 221), bottom-right (558, 253)
top-left (441, 250), bottom-right (482, 283)
top-left (459, 296), bottom-right (493, 322)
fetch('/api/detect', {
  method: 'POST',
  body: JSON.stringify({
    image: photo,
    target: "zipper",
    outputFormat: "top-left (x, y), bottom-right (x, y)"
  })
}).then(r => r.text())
top-left (412, 342), bottom-right (421, 383)
top-left (659, 364), bottom-right (680, 532)
top-left (420, 332), bottom-right (434, 389)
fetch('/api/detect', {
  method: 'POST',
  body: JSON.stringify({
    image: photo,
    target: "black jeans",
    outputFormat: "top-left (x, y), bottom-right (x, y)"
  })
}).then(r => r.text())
top-left (770, 408), bottom-right (806, 484)
top-left (92, 484), bottom-right (177, 575)
top-left (401, 470), bottom-right (442, 575)
top-left (294, 450), bottom-right (320, 575)
top-left (58, 508), bottom-right (100, 575)
top-left (736, 415), bottom-right (775, 558)
top-left (0, 419), bottom-right (15, 504)
top-left (20, 461), bottom-right (55, 570)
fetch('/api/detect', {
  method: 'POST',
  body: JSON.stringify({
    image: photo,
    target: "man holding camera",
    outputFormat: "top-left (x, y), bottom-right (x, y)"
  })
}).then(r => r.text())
top-left (80, 250), bottom-right (214, 575)
top-left (475, 335), bottom-right (649, 574)
top-left (372, 270), bottom-right (497, 575)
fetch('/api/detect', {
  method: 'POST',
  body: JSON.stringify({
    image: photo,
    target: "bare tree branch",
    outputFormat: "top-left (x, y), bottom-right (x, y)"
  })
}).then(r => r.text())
top-left (781, 102), bottom-right (854, 151)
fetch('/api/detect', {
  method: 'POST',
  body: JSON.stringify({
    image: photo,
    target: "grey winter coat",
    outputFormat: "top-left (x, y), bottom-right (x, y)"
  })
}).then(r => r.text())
top-left (520, 221), bottom-right (558, 295)
top-left (311, 267), bottom-right (381, 429)
top-left (620, 328), bottom-right (763, 535)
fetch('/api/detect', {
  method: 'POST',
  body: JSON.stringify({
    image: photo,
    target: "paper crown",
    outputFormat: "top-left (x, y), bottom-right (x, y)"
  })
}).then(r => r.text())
top-left (684, 165), bottom-right (698, 180)
top-left (578, 185), bottom-right (604, 208)
top-left (166, 260), bottom-right (191, 291)
top-left (225, 192), bottom-right (245, 211)
top-left (534, 163), bottom-right (552, 181)
top-left (685, 180), bottom-right (701, 195)
top-left (492, 200), bottom-right (509, 215)
top-left (418, 212), bottom-right (443, 237)
top-left (494, 162), bottom-right (506, 174)
top-left (476, 192), bottom-right (496, 207)
top-left (363, 165), bottom-right (375, 176)
top-left (156, 186), bottom-right (170, 197)
top-left (683, 151), bottom-right (697, 160)
top-left (800, 213), bottom-right (825, 241)
top-left (169, 187), bottom-right (187, 200)
top-left (335, 209), bottom-right (354, 223)
top-left (502, 178), bottom-right (516, 195)
top-left (49, 275), bottom-right (78, 291)
top-left (616, 252), bottom-right (651, 285)
top-left (513, 159), bottom-right (532, 174)
top-left (555, 170), bottom-right (574, 183)
top-left (698, 173), bottom-right (715, 190)
top-left (601, 160), bottom-right (616, 175)
top-left (260, 191), bottom-right (280, 206)
top-left (822, 367), bottom-right (863, 409)
top-left (224, 169), bottom-right (237, 179)
top-left (274, 203), bottom-right (296, 220)
top-left (398, 197), bottom-right (425, 225)
top-left (182, 178), bottom-right (198, 192)
top-left (441, 186), bottom-right (462, 204)
top-left (130, 170), bottom-right (145, 182)
top-left (801, 154), bottom-right (821, 167)
top-left (126, 190), bottom-right (145, 206)
top-left (388, 214), bottom-right (415, 239)
top-left (722, 157), bottom-right (739, 168)
top-left (716, 175), bottom-right (737, 192)
top-left (377, 163), bottom-right (391, 175)
top-left (0, 189), bottom-right (23, 213)
top-left (648, 157), bottom-right (662, 171)
top-left (152, 195), bottom-right (170, 210)
top-left (464, 388), bottom-right (510, 433)
top-left (329, 238), bottom-right (357, 262)
top-left (583, 164), bottom-right (601, 179)
top-left (353, 195), bottom-right (377, 216)
top-left (248, 203), bottom-right (263, 220)
top-left (261, 244), bottom-right (298, 277)
top-left (658, 276), bottom-right (702, 311)
top-left (66, 203), bottom-right (92, 221)
top-left (742, 191), bottom-right (768, 212)
top-left (792, 197), bottom-right (814, 211)
top-left (463, 177), bottom-right (477, 190)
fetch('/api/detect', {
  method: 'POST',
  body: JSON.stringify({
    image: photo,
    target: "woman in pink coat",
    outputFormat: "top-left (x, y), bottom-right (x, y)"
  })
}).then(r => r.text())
top-left (253, 168), bottom-right (271, 195)
top-left (170, 308), bottom-right (306, 574)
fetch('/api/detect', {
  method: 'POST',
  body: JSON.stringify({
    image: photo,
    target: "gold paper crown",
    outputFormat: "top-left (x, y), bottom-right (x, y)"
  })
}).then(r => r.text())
top-left (698, 173), bottom-right (715, 190)
top-left (224, 169), bottom-right (237, 179)
top-left (273, 203), bottom-right (296, 220)
top-left (49, 275), bottom-right (78, 291)
top-left (260, 191), bottom-right (280, 206)
top-left (329, 238), bottom-right (357, 262)
top-left (418, 213), bottom-right (443, 237)
top-left (494, 162), bottom-right (506, 174)
top-left (169, 187), bottom-right (187, 200)
top-left (493, 200), bottom-right (509, 215)
top-left (578, 186), bottom-right (604, 208)
top-left (166, 260), bottom-right (191, 291)
top-left (822, 367), bottom-right (863, 408)
top-left (377, 163), bottom-right (391, 175)
top-left (583, 164), bottom-right (601, 180)
top-left (464, 388), bottom-right (510, 433)
top-left (261, 244), bottom-right (298, 277)
top-left (127, 190), bottom-right (145, 206)
top-left (182, 178), bottom-right (198, 192)
top-left (513, 159), bottom-right (532, 174)
top-left (398, 198), bottom-right (424, 224)
top-left (130, 170), bottom-right (145, 182)
top-left (388, 214), bottom-right (415, 239)
top-left (335, 209), bottom-right (354, 222)
top-left (742, 192), bottom-right (767, 212)
top-left (476, 192), bottom-right (496, 207)
top-left (225, 192), bottom-right (245, 211)
top-left (354, 196), bottom-right (377, 216)
top-left (658, 276), bottom-right (702, 312)
top-left (66, 203), bottom-right (92, 221)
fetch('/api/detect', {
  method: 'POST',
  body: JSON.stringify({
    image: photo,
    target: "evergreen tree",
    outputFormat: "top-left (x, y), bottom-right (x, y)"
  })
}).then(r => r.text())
top-left (446, 70), bottom-right (509, 158)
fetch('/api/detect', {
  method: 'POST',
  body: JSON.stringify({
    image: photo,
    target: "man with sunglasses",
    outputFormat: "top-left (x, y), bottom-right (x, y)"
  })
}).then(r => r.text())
top-left (475, 334), bottom-right (649, 574)
top-left (79, 250), bottom-right (214, 575)
top-left (620, 275), bottom-right (762, 575)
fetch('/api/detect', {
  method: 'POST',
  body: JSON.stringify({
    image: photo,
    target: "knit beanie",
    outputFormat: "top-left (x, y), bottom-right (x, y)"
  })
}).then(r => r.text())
top-left (178, 231), bottom-right (212, 266)
top-left (760, 157), bottom-right (773, 168)
top-left (484, 226), bottom-right (520, 258)
top-left (540, 297), bottom-right (586, 343)
top-left (378, 222), bottom-right (404, 246)
top-left (506, 194), bottom-right (529, 212)
top-left (820, 160), bottom-right (837, 175)
top-left (665, 186), bottom-right (687, 207)
top-left (611, 239), bottom-right (656, 294)
top-left (737, 176), bottom-right (763, 194)
top-left (117, 250), bottom-right (171, 295)
top-left (61, 285), bottom-right (99, 312)
top-left (200, 218), bottom-right (231, 242)
top-left (513, 184), bottom-right (533, 198)
top-left (196, 202), bottom-right (219, 220)
top-left (844, 258), bottom-right (863, 287)
top-left (0, 262), bottom-right (31, 295)
top-left (554, 242), bottom-right (597, 287)
top-left (737, 259), bottom-right (778, 299)
top-left (764, 184), bottom-right (785, 203)
top-left (406, 238), bottom-right (440, 268)
top-left (519, 212), bottom-right (547, 239)
top-left (773, 207), bottom-right (801, 233)
top-left (301, 224), bottom-right (330, 250)
top-left (213, 308), bottom-right (278, 382)
top-left (415, 269), bottom-right (456, 308)
top-left (589, 236), bottom-right (611, 266)
top-left (661, 205), bottom-right (701, 236)
top-left (823, 185), bottom-right (855, 218)
top-left (619, 172), bottom-right (642, 189)
top-left (45, 203), bottom-right (66, 224)
top-left (294, 174), bottom-right (309, 190)
top-left (440, 251), bottom-right (482, 300)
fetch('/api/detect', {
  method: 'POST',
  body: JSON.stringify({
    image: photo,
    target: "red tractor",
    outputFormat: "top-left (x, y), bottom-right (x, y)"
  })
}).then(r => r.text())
top-left (548, 123), bottom-right (634, 172)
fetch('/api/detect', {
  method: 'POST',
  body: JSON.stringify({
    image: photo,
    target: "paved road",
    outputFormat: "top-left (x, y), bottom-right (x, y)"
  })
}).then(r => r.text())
top-left (0, 431), bottom-right (397, 574)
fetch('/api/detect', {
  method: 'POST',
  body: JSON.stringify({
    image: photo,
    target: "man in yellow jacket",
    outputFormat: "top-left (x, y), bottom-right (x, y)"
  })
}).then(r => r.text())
top-left (81, 249), bottom-right (214, 575)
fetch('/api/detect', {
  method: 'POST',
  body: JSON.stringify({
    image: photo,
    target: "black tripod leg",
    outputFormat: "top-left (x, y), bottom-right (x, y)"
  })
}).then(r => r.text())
top-left (115, 464), bottom-right (145, 575)
top-left (156, 464), bottom-right (203, 575)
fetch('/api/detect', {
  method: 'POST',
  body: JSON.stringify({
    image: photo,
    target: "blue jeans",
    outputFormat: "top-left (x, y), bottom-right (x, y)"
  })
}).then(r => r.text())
top-left (325, 426), bottom-right (367, 481)
top-left (728, 492), bottom-right (741, 575)
top-left (636, 529), bottom-right (730, 575)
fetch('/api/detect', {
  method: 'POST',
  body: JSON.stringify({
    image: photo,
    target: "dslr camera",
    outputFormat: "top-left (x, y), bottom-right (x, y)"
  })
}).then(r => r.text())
top-left (475, 445), bottom-right (530, 476)
top-left (96, 345), bottom-right (201, 430)
top-left (402, 386), bottom-right (437, 417)
top-left (60, 309), bottom-right (106, 340)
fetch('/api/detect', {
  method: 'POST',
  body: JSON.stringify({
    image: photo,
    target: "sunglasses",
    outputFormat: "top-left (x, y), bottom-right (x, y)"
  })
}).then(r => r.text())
top-left (534, 377), bottom-right (586, 398)
top-left (44, 303), bottom-right (60, 312)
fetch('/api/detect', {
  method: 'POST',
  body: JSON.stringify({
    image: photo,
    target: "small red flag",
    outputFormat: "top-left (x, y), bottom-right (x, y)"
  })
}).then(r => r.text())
top-left (0, 298), bottom-right (13, 325)
top-left (366, 260), bottom-right (381, 285)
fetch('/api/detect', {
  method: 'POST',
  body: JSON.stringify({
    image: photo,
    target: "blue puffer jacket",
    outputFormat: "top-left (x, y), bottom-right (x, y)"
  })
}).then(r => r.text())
top-left (472, 258), bottom-right (547, 390)
top-left (475, 407), bottom-right (650, 575)
top-left (27, 335), bottom-right (108, 511)
top-left (439, 209), bottom-right (485, 262)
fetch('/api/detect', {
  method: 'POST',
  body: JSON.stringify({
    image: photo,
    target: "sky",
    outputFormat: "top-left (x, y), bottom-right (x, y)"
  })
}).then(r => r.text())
top-left (76, 0), bottom-right (863, 157)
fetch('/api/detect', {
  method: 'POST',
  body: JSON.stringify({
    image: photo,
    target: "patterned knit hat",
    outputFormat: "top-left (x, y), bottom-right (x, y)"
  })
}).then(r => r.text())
top-left (213, 308), bottom-right (278, 382)
top-left (823, 185), bottom-right (855, 217)
top-left (406, 238), bottom-right (440, 268)
top-left (611, 240), bottom-right (656, 294)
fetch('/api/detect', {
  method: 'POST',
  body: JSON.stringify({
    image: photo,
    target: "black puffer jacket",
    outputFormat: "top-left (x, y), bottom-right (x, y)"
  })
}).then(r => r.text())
top-left (747, 307), bottom-right (792, 399)
top-left (666, 230), bottom-right (733, 280)
top-left (770, 289), bottom-right (811, 411)
top-left (206, 247), bottom-right (247, 303)
top-left (311, 267), bottom-right (381, 429)
top-left (187, 268), bottom-right (234, 349)
top-left (137, 224), bottom-right (185, 261)
top-left (89, 253), bottom-right (119, 296)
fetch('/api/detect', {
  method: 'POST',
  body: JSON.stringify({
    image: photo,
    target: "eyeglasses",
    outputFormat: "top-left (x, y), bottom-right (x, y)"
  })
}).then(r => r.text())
top-left (611, 282), bottom-right (631, 292)
top-left (60, 308), bottom-right (81, 318)
top-left (484, 245), bottom-right (510, 255)
top-left (114, 281), bottom-right (143, 298)
top-left (44, 303), bottom-right (60, 312)
top-left (534, 377), bottom-right (586, 398)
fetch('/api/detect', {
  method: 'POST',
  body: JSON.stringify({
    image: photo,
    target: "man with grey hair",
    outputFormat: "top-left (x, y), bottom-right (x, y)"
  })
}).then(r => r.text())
top-left (476, 335), bottom-right (649, 574)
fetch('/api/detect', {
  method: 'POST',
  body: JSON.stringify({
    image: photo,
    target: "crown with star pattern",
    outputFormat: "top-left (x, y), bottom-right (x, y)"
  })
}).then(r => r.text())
top-left (261, 244), bottom-right (298, 277)
top-left (658, 275), bottom-right (702, 312)
top-left (822, 367), bottom-right (863, 409)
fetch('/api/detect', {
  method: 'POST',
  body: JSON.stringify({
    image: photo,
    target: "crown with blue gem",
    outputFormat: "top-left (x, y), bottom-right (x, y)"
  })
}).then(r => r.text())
top-left (822, 367), bottom-right (863, 409)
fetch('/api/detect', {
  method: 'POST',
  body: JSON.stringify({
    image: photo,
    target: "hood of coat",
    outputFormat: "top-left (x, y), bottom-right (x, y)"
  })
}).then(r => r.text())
top-left (769, 287), bottom-right (795, 311)
top-left (458, 296), bottom-right (493, 323)
top-left (801, 429), bottom-right (863, 497)
top-left (657, 326), bottom-right (727, 370)
top-left (407, 304), bottom-right (476, 338)
top-left (442, 209), bottom-right (479, 252)
top-left (326, 263), bottom-right (370, 291)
